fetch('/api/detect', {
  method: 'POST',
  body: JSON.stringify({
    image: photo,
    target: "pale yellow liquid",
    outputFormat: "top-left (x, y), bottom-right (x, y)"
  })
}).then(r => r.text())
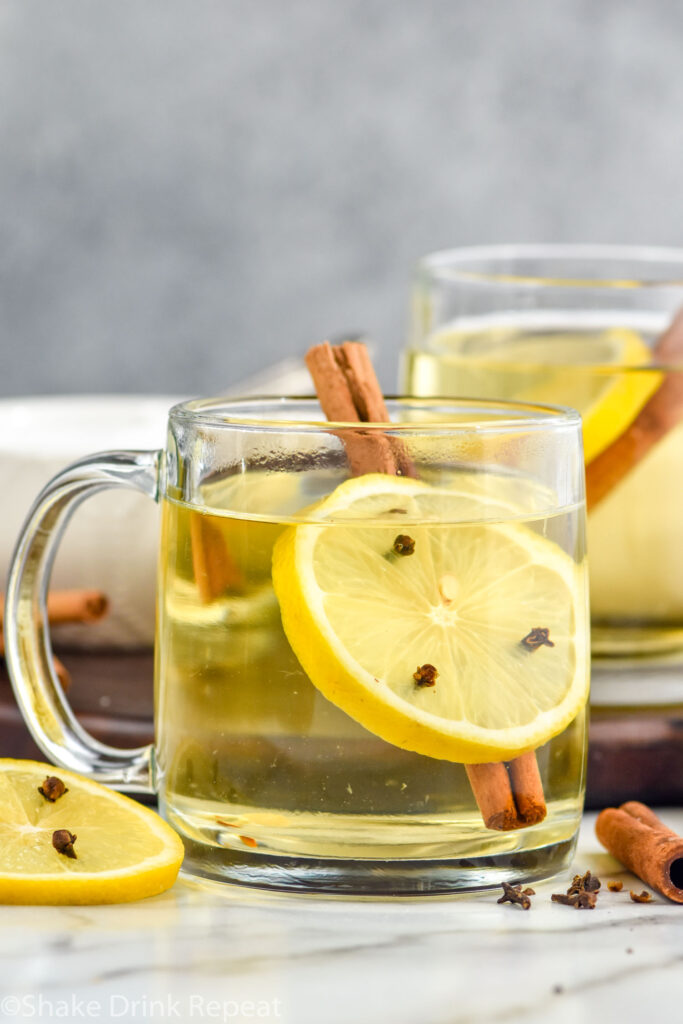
top-left (404, 322), bottom-right (683, 658)
top-left (154, 471), bottom-right (586, 892)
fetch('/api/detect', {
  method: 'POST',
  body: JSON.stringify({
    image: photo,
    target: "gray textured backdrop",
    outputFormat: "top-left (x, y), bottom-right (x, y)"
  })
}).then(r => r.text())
top-left (2, 0), bottom-right (682, 395)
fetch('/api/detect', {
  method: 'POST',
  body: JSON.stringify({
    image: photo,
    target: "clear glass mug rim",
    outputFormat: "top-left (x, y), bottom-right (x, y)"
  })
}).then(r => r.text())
top-left (169, 394), bottom-right (581, 435)
top-left (418, 243), bottom-right (683, 288)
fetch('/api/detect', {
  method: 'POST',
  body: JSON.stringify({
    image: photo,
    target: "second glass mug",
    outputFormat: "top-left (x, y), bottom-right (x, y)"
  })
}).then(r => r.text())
top-left (5, 396), bottom-right (588, 895)
top-left (404, 245), bottom-right (683, 687)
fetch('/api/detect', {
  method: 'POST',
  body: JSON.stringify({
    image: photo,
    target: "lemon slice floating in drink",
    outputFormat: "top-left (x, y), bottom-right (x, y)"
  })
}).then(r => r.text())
top-left (0, 760), bottom-right (184, 904)
top-left (518, 329), bottom-right (660, 462)
top-left (437, 326), bottom-right (660, 463)
top-left (273, 474), bottom-right (588, 764)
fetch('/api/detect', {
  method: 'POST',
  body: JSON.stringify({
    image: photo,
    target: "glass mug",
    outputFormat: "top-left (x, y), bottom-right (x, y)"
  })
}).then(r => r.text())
top-left (404, 245), bottom-right (683, 703)
top-left (5, 396), bottom-right (589, 894)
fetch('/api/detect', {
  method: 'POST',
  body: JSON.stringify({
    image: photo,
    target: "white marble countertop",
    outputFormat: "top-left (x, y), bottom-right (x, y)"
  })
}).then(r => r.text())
top-left (1, 810), bottom-right (681, 1024)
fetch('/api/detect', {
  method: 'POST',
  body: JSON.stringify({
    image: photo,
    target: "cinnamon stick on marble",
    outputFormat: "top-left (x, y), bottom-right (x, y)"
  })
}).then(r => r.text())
top-left (596, 801), bottom-right (683, 903)
top-left (306, 340), bottom-right (546, 832)
top-left (586, 309), bottom-right (683, 509)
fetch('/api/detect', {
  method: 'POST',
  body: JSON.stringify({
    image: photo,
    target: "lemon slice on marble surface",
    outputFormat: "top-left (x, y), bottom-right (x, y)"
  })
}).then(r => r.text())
top-left (272, 474), bottom-right (588, 764)
top-left (0, 760), bottom-right (183, 904)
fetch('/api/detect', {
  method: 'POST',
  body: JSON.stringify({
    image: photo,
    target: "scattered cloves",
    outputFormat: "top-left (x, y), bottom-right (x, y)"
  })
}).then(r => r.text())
top-left (551, 890), bottom-right (598, 909)
top-left (568, 870), bottom-right (601, 894)
top-left (552, 869), bottom-right (600, 909)
top-left (497, 881), bottom-right (535, 909)
top-left (630, 890), bottom-right (653, 903)
top-left (52, 829), bottom-right (77, 859)
top-left (38, 776), bottom-right (68, 802)
top-left (608, 880), bottom-right (623, 892)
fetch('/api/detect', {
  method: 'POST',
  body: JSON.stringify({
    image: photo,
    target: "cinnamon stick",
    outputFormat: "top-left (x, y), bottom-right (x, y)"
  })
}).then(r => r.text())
top-left (190, 513), bottom-right (244, 604)
top-left (0, 589), bottom-right (109, 657)
top-left (465, 763), bottom-right (518, 831)
top-left (0, 589), bottom-right (108, 632)
top-left (0, 592), bottom-right (80, 691)
top-left (464, 752), bottom-right (547, 831)
top-left (508, 750), bottom-right (547, 825)
top-left (52, 655), bottom-right (72, 692)
top-left (586, 309), bottom-right (683, 508)
top-left (305, 342), bottom-right (408, 477)
top-left (44, 590), bottom-right (109, 625)
top-left (595, 801), bottom-right (683, 903)
top-left (306, 340), bottom-right (546, 831)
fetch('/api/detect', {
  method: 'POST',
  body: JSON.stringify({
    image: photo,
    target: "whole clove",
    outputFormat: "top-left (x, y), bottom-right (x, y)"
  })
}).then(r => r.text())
top-left (38, 776), bottom-right (68, 802)
top-left (413, 664), bottom-right (438, 688)
top-left (551, 869), bottom-right (601, 909)
top-left (52, 829), bottom-right (77, 859)
top-left (497, 881), bottom-right (536, 909)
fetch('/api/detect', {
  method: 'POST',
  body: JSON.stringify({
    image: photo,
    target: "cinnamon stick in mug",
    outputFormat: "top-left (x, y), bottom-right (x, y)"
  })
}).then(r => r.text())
top-left (304, 341), bottom-right (414, 478)
top-left (306, 339), bottom-right (547, 832)
top-left (586, 308), bottom-right (683, 509)
top-left (190, 513), bottom-right (244, 604)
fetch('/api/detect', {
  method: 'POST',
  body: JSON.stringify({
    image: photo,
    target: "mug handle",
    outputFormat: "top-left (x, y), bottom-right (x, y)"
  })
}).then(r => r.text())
top-left (3, 450), bottom-right (161, 792)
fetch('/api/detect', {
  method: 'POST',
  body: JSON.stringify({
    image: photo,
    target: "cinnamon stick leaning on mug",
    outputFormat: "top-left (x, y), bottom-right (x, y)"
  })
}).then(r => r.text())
top-left (586, 308), bottom-right (683, 509)
top-left (305, 340), bottom-right (547, 831)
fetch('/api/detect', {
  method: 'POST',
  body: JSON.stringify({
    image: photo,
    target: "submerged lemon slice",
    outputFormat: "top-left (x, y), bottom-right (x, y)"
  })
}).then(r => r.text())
top-left (272, 474), bottom-right (588, 764)
top-left (521, 329), bottom-right (661, 463)
top-left (0, 760), bottom-right (184, 904)
top-left (432, 326), bottom-right (661, 463)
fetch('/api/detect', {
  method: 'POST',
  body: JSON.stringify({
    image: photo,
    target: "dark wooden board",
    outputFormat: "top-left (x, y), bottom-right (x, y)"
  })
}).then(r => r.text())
top-left (0, 650), bottom-right (155, 759)
top-left (1, 651), bottom-right (681, 809)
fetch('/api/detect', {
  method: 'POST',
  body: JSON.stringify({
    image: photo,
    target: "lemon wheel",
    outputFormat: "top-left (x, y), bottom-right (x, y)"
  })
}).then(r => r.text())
top-left (432, 326), bottom-right (661, 463)
top-left (272, 474), bottom-right (588, 764)
top-left (0, 760), bottom-right (184, 904)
